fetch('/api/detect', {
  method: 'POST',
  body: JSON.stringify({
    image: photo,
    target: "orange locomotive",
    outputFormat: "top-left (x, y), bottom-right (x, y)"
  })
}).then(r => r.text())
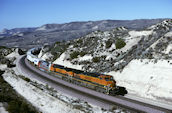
top-left (49, 64), bottom-right (127, 95)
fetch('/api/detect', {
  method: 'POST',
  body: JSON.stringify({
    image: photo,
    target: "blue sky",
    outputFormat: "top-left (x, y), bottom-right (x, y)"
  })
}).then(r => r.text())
top-left (0, 0), bottom-right (172, 31)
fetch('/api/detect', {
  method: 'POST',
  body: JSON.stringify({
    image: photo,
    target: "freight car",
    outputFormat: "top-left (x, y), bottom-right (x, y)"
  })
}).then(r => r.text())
top-left (38, 60), bottom-right (51, 71)
top-left (27, 48), bottom-right (127, 95)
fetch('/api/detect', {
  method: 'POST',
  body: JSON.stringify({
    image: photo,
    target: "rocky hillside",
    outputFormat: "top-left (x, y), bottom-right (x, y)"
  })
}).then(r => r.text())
top-left (0, 19), bottom-right (166, 49)
top-left (38, 19), bottom-right (172, 73)
top-left (38, 19), bottom-right (172, 103)
top-left (0, 46), bottom-right (26, 68)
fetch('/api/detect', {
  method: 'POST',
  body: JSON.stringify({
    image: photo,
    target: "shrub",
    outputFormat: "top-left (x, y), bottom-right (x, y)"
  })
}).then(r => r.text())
top-left (79, 51), bottom-right (87, 57)
top-left (18, 48), bottom-right (25, 55)
top-left (7, 63), bottom-right (16, 68)
top-left (92, 57), bottom-right (100, 63)
top-left (70, 51), bottom-right (80, 59)
top-left (106, 40), bottom-right (113, 48)
top-left (0, 70), bottom-right (5, 76)
top-left (0, 75), bottom-right (38, 113)
top-left (7, 100), bottom-right (20, 113)
top-left (51, 43), bottom-right (69, 61)
top-left (52, 53), bottom-right (61, 61)
top-left (74, 44), bottom-right (79, 48)
top-left (0, 46), bottom-right (7, 49)
top-left (55, 41), bottom-right (60, 45)
top-left (18, 75), bottom-right (31, 82)
top-left (73, 105), bottom-right (83, 110)
top-left (23, 77), bottom-right (31, 82)
top-left (101, 55), bottom-right (106, 60)
top-left (77, 39), bottom-right (83, 44)
top-left (7, 100), bottom-right (37, 113)
top-left (115, 38), bottom-right (126, 49)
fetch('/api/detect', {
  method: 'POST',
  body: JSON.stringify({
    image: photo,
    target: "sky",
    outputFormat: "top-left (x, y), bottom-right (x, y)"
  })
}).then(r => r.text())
top-left (0, 0), bottom-right (172, 31)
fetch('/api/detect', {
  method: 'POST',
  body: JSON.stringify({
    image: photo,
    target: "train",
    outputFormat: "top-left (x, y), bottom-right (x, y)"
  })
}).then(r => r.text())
top-left (26, 48), bottom-right (127, 96)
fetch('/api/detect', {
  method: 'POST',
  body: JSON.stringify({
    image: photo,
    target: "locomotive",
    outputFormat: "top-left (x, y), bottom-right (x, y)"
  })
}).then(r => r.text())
top-left (27, 48), bottom-right (127, 95)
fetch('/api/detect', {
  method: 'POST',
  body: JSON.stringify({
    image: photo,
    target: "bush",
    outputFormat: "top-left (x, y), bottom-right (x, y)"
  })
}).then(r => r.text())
top-left (77, 39), bottom-right (83, 44)
top-left (18, 48), bottom-right (25, 55)
top-left (0, 46), bottom-right (7, 49)
top-left (92, 57), bottom-right (100, 63)
top-left (55, 41), bottom-right (61, 45)
top-left (23, 77), bottom-right (31, 82)
top-left (79, 51), bottom-right (87, 57)
top-left (7, 63), bottom-right (16, 68)
top-left (52, 53), bottom-right (61, 61)
top-left (51, 42), bottom-right (69, 60)
top-left (106, 40), bottom-right (113, 48)
top-left (0, 70), bottom-right (5, 76)
top-left (70, 51), bottom-right (80, 59)
top-left (7, 100), bottom-right (37, 113)
top-left (19, 75), bottom-right (31, 82)
top-left (101, 55), bottom-right (106, 60)
top-left (0, 75), bottom-right (38, 113)
top-left (73, 44), bottom-right (79, 48)
top-left (7, 60), bottom-right (16, 68)
top-left (115, 38), bottom-right (126, 49)
top-left (73, 105), bottom-right (83, 110)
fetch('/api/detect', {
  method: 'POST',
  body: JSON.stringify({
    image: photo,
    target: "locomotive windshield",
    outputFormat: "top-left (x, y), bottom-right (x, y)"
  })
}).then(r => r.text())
top-left (105, 77), bottom-right (110, 81)
top-left (110, 76), bottom-right (113, 80)
top-left (105, 76), bottom-right (113, 81)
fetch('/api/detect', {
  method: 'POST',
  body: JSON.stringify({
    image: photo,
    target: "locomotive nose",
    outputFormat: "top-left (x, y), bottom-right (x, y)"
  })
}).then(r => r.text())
top-left (108, 80), bottom-right (116, 87)
top-left (111, 80), bottom-right (116, 87)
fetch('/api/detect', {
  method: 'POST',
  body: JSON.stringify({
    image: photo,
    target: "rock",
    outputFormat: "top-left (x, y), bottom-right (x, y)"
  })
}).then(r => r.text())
top-left (0, 70), bottom-right (5, 76)
top-left (7, 61), bottom-right (16, 68)
top-left (18, 48), bottom-right (25, 55)
top-left (0, 58), bottom-right (8, 64)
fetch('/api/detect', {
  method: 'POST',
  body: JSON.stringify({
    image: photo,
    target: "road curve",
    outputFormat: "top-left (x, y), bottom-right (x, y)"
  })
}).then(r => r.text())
top-left (19, 55), bottom-right (172, 113)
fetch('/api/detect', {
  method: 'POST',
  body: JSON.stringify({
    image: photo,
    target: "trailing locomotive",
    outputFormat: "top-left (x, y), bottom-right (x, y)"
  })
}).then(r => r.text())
top-left (27, 48), bottom-right (127, 95)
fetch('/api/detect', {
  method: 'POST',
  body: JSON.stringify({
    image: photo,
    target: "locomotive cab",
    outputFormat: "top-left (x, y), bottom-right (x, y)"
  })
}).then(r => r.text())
top-left (99, 75), bottom-right (122, 95)
top-left (100, 75), bottom-right (116, 88)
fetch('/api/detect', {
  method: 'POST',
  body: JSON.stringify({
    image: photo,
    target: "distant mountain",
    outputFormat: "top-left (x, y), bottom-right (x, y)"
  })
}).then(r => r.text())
top-left (0, 28), bottom-right (36, 36)
top-left (0, 19), bottom-right (168, 48)
top-left (35, 19), bottom-right (168, 31)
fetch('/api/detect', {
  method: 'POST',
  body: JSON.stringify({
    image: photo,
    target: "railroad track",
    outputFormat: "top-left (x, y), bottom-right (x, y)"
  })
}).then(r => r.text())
top-left (19, 55), bottom-right (172, 113)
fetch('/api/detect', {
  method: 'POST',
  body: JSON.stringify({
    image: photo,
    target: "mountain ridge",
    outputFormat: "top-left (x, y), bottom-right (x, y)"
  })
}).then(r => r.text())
top-left (38, 19), bottom-right (172, 72)
top-left (0, 18), bottom-right (167, 48)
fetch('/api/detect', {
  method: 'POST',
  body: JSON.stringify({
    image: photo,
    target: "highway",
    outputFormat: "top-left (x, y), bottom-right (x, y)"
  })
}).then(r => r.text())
top-left (18, 55), bottom-right (172, 113)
